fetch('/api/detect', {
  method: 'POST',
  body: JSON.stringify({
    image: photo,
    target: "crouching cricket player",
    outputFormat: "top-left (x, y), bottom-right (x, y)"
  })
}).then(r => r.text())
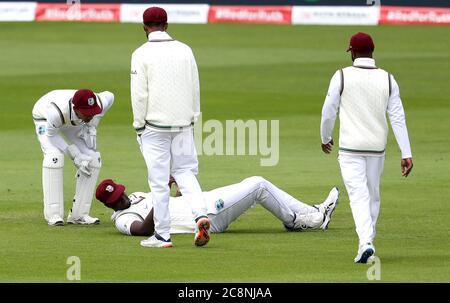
top-left (32, 89), bottom-right (114, 226)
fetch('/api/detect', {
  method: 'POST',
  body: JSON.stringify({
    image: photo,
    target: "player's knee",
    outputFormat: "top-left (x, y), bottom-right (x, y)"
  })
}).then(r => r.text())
top-left (243, 176), bottom-right (267, 188)
top-left (89, 152), bottom-right (102, 169)
top-left (43, 152), bottom-right (65, 168)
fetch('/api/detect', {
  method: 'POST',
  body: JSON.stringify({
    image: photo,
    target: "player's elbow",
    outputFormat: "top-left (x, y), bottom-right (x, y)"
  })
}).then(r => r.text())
top-left (130, 229), bottom-right (152, 237)
top-left (129, 222), bottom-right (153, 236)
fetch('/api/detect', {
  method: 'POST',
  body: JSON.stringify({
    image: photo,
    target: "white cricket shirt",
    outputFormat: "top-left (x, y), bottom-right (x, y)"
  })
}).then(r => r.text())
top-left (32, 90), bottom-right (114, 151)
top-left (112, 192), bottom-right (197, 236)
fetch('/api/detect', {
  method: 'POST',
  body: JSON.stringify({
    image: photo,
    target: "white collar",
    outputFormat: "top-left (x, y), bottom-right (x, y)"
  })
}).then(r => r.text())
top-left (353, 57), bottom-right (376, 68)
top-left (148, 31), bottom-right (173, 42)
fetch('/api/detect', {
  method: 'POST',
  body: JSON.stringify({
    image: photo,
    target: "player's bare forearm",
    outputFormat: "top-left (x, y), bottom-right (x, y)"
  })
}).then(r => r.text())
top-left (130, 209), bottom-right (155, 236)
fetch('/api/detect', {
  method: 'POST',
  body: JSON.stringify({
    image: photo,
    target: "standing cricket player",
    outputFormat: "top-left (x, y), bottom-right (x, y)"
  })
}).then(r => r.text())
top-left (130, 7), bottom-right (209, 248)
top-left (32, 89), bottom-right (114, 226)
top-left (95, 177), bottom-right (339, 239)
top-left (320, 32), bottom-right (413, 263)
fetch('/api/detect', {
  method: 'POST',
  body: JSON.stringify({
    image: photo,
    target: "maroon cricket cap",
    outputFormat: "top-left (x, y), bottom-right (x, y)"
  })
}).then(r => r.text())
top-left (96, 179), bottom-right (126, 205)
top-left (72, 89), bottom-right (102, 117)
top-left (347, 32), bottom-right (375, 53)
top-left (143, 7), bottom-right (167, 24)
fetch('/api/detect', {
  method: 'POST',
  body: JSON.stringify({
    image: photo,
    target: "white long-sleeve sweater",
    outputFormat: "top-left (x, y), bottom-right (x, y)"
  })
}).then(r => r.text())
top-left (130, 31), bottom-right (200, 132)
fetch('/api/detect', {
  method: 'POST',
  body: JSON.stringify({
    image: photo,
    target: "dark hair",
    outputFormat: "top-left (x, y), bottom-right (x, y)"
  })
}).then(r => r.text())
top-left (144, 21), bottom-right (167, 28)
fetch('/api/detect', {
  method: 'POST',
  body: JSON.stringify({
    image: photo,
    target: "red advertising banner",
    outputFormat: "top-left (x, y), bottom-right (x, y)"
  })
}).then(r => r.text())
top-left (36, 3), bottom-right (120, 22)
top-left (380, 6), bottom-right (450, 25)
top-left (208, 5), bottom-right (292, 24)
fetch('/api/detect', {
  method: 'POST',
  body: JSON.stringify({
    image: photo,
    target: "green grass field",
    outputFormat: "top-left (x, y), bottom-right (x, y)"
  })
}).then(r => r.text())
top-left (0, 22), bottom-right (449, 282)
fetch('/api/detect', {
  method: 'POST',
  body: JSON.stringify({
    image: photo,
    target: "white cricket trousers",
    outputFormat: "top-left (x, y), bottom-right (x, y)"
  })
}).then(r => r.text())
top-left (338, 154), bottom-right (385, 246)
top-left (138, 127), bottom-right (207, 240)
top-left (204, 176), bottom-right (318, 232)
top-left (34, 121), bottom-right (98, 221)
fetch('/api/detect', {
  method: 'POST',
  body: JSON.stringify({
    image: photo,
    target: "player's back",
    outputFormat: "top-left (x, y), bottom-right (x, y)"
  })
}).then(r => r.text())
top-left (32, 90), bottom-right (76, 119)
top-left (132, 40), bottom-right (198, 127)
top-left (339, 66), bottom-right (390, 153)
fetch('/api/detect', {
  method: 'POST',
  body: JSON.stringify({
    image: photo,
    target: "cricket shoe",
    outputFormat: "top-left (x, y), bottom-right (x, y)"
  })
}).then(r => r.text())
top-left (141, 234), bottom-right (173, 248)
top-left (354, 243), bottom-right (376, 264)
top-left (314, 187), bottom-right (339, 230)
top-left (48, 215), bottom-right (64, 226)
top-left (67, 210), bottom-right (100, 225)
top-left (194, 217), bottom-right (211, 247)
top-left (285, 212), bottom-right (325, 231)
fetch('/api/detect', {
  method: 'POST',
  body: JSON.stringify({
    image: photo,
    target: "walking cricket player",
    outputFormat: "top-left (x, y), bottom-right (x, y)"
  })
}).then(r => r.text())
top-left (95, 177), bottom-right (339, 244)
top-left (32, 89), bottom-right (114, 226)
top-left (320, 32), bottom-right (413, 263)
top-left (130, 7), bottom-right (209, 247)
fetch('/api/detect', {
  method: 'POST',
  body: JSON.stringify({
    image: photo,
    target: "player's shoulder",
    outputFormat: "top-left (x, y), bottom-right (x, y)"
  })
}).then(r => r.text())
top-left (341, 66), bottom-right (354, 72)
top-left (36, 89), bottom-right (75, 103)
top-left (171, 40), bottom-right (194, 53)
top-left (129, 192), bottom-right (149, 201)
top-left (129, 192), bottom-right (141, 198)
top-left (97, 90), bottom-right (114, 100)
top-left (96, 91), bottom-right (115, 110)
top-left (132, 42), bottom-right (149, 56)
top-left (329, 68), bottom-right (344, 80)
top-left (377, 66), bottom-right (392, 75)
top-left (173, 39), bottom-right (190, 48)
top-left (44, 89), bottom-right (77, 97)
top-left (342, 65), bottom-right (390, 75)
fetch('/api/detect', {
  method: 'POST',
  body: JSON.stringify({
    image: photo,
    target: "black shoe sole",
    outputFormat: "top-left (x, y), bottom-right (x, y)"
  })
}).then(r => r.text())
top-left (356, 249), bottom-right (374, 263)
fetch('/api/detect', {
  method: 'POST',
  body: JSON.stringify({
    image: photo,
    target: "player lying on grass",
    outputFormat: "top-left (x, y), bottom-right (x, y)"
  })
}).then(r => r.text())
top-left (95, 176), bottom-right (339, 247)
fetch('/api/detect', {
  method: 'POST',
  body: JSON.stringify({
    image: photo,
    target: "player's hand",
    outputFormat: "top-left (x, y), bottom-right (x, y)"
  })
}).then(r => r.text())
top-left (321, 139), bottom-right (334, 154)
top-left (169, 176), bottom-right (182, 197)
top-left (168, 176), bottom-right (177, 188)
top-left (401, 158), bottom-right (413, 177)
top-left (73, 153), bottom-right (92, 176)
top-left (135, 127), bottom-right (145, 138)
